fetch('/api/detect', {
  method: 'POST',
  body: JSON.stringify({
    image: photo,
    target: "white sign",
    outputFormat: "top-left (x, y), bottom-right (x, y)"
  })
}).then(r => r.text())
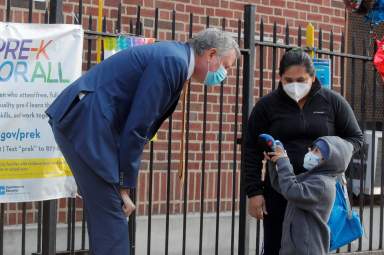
top-left (0, 23), bottom-right (83, 202)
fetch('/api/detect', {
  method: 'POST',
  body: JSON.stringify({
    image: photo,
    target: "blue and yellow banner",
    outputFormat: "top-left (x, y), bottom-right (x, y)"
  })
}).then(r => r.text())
top-left (0, 23), bottom-right (83, 202)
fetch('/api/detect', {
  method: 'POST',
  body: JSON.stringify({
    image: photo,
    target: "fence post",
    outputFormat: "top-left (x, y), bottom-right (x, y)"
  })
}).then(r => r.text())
top-left (238, 4), bottom-right (255, 255)
top-left (306, 23), bottom-right (315, 58)
top-left (42, 200), bottom-right (57, 255)
top-left (42, 2), bottom-right (63, 254)
top-left (49, 0), bottom-right (63, 23)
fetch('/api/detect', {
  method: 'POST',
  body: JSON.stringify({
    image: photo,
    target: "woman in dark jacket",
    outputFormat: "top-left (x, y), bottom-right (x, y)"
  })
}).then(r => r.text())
top-left (244, 48), bottom-right (363, 255)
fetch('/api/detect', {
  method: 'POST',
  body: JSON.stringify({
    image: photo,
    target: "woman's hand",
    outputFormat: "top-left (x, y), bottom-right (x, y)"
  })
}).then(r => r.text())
top-left (266, 145), bottom-right (288, 163)
top-left (248, 195), bottom-right (267, 219)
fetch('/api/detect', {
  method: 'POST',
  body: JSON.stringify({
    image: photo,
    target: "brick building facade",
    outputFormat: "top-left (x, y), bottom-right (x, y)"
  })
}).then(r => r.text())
top-left (0, 0), bottom-right (348, 226)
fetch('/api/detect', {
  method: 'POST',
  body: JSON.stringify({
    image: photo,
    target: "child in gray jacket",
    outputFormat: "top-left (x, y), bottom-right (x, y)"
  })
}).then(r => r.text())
top-left (266, 136), bottom-right (353, 255)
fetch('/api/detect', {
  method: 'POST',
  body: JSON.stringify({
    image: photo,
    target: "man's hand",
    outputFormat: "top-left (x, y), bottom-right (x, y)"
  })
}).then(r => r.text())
top-left (120, 188), bottom-right (136, 217)
top-left (248, 195), bottom-right (267, 220)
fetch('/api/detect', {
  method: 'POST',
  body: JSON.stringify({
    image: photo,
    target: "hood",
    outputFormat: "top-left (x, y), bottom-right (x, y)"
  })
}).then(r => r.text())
top-left (311, 136), bottom-right (353, 175)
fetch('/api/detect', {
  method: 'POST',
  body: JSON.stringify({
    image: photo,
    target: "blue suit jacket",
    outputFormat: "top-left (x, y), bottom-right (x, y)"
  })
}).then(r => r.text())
top-left (46, 41), bottom-right (190, 188)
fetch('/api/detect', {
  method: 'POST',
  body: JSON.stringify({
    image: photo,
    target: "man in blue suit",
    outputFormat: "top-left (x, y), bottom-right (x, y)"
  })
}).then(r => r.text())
top-left (46, 28), bottom-right (240, 255)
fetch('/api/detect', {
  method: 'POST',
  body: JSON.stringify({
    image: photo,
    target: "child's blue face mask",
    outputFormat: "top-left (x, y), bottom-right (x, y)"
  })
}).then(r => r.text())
top-left (204, 57), bottom-right (227, 86)
top-left (303, 151), bottom-right (321, 171)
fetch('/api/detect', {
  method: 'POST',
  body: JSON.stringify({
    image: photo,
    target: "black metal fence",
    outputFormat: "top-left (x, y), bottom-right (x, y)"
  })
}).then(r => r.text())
top-left (250, 12), bottom-right (384, 254)
top-left (0, 1), bottom-right (383, 255)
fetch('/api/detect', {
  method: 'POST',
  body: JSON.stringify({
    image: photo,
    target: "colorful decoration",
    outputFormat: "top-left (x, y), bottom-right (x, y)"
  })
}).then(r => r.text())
top-left (366, 0), bottom-right (384, 25)
top-left (103, 36), bottom-right (155, 59)
top-left (374, 38), bottom-right (384, 81)
top-left (343, 0), bottom-right (384, 77)
top-left (343, 0), bottom-right (384, 24)
top-left (344, 0), bottom-right (376, 15)
top-left (344, 0), bottom-right (364, 11)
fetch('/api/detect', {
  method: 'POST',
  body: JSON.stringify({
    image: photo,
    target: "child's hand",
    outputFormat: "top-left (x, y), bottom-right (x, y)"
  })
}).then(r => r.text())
top-left (267, 145), bottom-right (288, 163)
top-left (263, 152), bottom-right (271, 161)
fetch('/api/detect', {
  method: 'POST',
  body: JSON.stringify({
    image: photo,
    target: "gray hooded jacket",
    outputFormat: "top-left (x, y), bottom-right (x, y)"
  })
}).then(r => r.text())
top-left (269, 136), bottom-right (353, 255)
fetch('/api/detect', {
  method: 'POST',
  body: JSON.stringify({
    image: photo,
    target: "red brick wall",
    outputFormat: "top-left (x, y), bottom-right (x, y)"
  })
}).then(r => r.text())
top-left (0, 0), bottom-right (347, 225)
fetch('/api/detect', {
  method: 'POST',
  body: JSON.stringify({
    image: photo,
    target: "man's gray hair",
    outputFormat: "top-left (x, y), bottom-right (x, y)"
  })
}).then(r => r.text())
top-left (188, 28), bottom-right (240, 58)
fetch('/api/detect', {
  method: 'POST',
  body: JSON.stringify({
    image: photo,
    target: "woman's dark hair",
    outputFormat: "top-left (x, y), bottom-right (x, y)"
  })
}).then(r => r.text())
top-left (279, 47), bottom-right (315, 77)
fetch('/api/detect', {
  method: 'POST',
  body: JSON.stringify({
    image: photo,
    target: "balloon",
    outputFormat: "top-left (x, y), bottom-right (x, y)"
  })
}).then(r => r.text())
top-left (373, 38), bottom-right (384, 82)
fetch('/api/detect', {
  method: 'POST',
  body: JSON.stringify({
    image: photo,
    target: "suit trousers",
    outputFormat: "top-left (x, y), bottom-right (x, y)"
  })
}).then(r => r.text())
top-left (51, 123), bottom-right (130, 255)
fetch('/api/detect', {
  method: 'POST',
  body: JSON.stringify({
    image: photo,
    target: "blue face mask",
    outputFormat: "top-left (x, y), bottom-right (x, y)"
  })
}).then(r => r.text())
top-left (303, 151), bottom-right (321, 171)
top-left (204, 60), bottom-right (227, 86)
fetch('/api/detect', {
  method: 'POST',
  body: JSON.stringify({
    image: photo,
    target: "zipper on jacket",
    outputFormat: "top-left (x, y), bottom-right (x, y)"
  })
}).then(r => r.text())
top-left (300, 110), bottom-right (306, 130)
top-left (299, 90), bottom-right (320, 131)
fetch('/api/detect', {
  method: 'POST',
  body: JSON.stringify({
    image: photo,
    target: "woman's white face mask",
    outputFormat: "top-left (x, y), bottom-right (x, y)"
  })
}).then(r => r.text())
top-left (282, 82), bottom-right (311, 102)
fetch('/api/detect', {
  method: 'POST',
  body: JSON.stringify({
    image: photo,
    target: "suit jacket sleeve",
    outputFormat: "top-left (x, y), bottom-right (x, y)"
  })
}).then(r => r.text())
top-left (119, 56), bottom-right (187, 188)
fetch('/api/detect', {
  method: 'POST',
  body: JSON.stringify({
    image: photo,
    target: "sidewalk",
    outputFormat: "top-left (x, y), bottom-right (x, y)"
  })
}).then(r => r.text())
top-left (2, 207), bottom-right (384, 254)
